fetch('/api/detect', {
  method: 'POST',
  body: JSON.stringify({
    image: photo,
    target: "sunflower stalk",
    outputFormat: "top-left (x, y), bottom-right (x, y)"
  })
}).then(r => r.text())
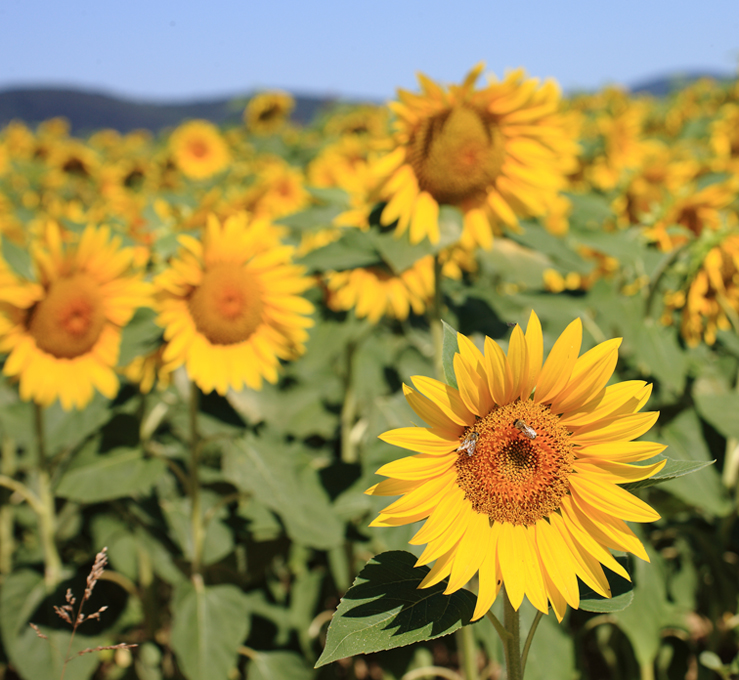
top-left (431, 254), bottom-right (444, 380)
top-left (0, 436), bottom-right (18, 574)
top-left (188, 382), bottom-right (205, 581)
top-left (340, 339), bottom-right (359, 464)
top-left (502, 592), bottom-right (523, 680)
top-left (32, 402), bottom-right (63, 590)
top-left (455, 626), bottom-right (479, 680)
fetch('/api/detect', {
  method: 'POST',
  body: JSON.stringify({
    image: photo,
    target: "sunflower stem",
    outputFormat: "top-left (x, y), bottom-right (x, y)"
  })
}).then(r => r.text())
top-left (188, 382), bottom-right (204, 579)
top-left (520, 610), bottom-right (543, 675)
top-left (431, 253), bottom-right (444, 380)
top-left (33, 402), bottom-right (63, 590)
top-left (502, 591), bottom-right (523, 680)
top-left (340, 340), bottom-right (359, 464)
top-left (455, 625), bottom-right (478, 680)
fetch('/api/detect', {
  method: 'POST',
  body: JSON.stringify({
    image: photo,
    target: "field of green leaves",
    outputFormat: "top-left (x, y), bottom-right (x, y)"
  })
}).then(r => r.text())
top-left (1, 69), bottom-right (739, 680)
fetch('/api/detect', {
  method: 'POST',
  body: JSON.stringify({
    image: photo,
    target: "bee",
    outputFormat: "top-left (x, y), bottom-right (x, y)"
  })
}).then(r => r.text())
top-left (457, 431), bottom-right (479, 457)
top-left (514, 419), bottom-right (537, 440)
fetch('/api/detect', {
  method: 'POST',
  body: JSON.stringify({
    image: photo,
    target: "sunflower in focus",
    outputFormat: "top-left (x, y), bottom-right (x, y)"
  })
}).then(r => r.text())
top-left (244, 91), bottom-right (295, 135)
top-left (368, 311), bottom-right (664, 620)
top-left (374, 64), bottom-right (579, 248)
top-left (154, 212), bottom-right (314, 395)
top-left (0, 222), bottom-right (151, 409)
top-left (169, 120), bottom-right (231, 180)
top-left (325, 256), bottom-right (434, 323)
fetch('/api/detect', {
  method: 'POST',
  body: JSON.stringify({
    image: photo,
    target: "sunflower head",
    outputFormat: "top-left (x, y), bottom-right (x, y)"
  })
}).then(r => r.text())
top-left (169, 120), bottom-right (231, 180)
top-left (154, 212), bottom-right (315, 395)
top-left (374, 65), bottom-right (579, 249)
top-left (244, 91), bottom-right (295, 135)
top-left (368, 312), bottom-right (665, 620)
top-left (0, 222), bottom-right (152, 409)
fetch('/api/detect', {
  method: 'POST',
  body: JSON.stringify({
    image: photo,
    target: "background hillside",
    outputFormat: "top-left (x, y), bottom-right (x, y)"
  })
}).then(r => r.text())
top-left (0, 71), bottom-right (733, 134)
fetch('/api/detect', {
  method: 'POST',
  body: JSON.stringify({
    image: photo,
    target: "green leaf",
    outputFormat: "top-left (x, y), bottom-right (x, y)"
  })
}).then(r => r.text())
top-left (297, 228), bottom-right (381, 272)
top-left (247, 651), bottom-right (314, 680)
top-left (1, 235), bottom-right (33, 279)
top-left (655, 409), bottom-right (732, 516)
top-left (223, 435), bottom-right (344, 549)
top-left (118, 307), bottom-right (162, 367)
top-left (579, 557), bottom-right (634, 612)
top-left (441, 320), bottom-right (460, 389)
top-left (694, 390), bottom-right (739, 441)
top-left (6, 627), bottom-right (103, 680)
top-left (315, 550), bottom-right (476, 667)
top-left (624, 456), bottom-right (716, 491)
top-left (276, 204), bottom-right (344, 231)
top-left (369, 230), bottom-right (434, 275)
top-left (0, 570), bottom-right (101, 680)
top-left (628, 318), bottom-right (687, 394)
top-left (44, 391), bottom-right (112, 454)
top-left (611, 545), bottom-right (686, 667)
top-left (170, 582), bottom-right (250, 680)
top-left (56, 447), bottom-right (166, 503)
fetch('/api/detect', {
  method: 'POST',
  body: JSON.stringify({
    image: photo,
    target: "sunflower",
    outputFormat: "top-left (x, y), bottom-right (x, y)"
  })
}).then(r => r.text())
top-left (374, 64), bottom-right (579, 249)
top-left (665, 233), bottom-right (739, 346)
top-left (154, 212), bottom-right (314, 395)
top-left (244, 91), bottom-right (295, 135)
top-left (644, 180), bottom-right (738, 251)
top-left (169, 120), bottom-right (231, 180)
top-left (367, 311), bottom-right (665, 621)
top-left (0, 222), bottom-right (151, 410)
top-left (325, 255), bottom-right (434, 323)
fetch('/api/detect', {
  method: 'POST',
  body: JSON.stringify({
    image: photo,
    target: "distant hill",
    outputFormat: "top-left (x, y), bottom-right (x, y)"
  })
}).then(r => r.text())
top-left (1, 72), bottom-right (736, 135)
top-left (630, 71), bottom-right (735, 96)
top-left (0, 87), bottom-right (340, 135)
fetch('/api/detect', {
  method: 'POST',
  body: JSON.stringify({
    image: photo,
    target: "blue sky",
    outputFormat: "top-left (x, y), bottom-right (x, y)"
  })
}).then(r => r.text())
top-left (1, 0), bottom-right (737, 102)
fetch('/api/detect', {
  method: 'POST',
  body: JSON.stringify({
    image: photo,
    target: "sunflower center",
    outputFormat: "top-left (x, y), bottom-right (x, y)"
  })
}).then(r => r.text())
top-left (28, 273), bottom-right (106, 358)
top-left (188, 140), bottom-right (209, 159)
top-left (407, 104), bottom-right (505, 205)
top-left (188, 262), bottom-right (263, 345)
top-left (455, 399), bottom-right (574, 526)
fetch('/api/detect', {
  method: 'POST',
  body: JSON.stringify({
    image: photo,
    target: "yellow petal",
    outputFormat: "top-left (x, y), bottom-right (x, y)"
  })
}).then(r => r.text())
top-left (535, 318), bottom-right (582, 404)
top-left (411, 375), bottom-right (473, 426)
top-left (472, 523), bottom-right (502, 621)
top-left (573, 458), bottom-right (666, 484)
top-left (379, 426), bottom-right (459, 455)
top-left (570, 411), bottom-right (660, 445)
top-left (569, 474), bottom-right (661, 523)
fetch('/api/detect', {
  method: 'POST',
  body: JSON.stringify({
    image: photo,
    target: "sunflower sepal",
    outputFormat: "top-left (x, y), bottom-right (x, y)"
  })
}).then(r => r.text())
top-left (621, 456), bottom-right (715, 492)
top-left (315, 550), bottom-right (476, 668)
top-left (441, 320), bottom-right (460, 389)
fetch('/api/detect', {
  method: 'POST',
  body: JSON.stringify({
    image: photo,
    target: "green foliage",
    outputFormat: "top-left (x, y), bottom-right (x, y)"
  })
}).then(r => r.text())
top-left (316, 551), bottom-right (476, 667)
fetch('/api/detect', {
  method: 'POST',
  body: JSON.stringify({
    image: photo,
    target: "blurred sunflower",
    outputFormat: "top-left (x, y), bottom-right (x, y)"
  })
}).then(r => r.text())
top-left (154, 212), bottom-right (314, 395)
top-left (244, 91), bottom-right (295, 135)
top-left (325, 256), bottom-right (434, 323)
top-left (169, 120), bottom-right (231, 180)
top-left (368, 311), bottom-right (664, 620)
top-left (243, 157), bottom-right (310, 220)
top-left (645, 180), bottom-right (738, 251)
top-left (665, 233), bottom-right (739, 346)
top-left (0, 222), bottom-right (151, 409)
top-left (374, 64), bottom-right (579, 248)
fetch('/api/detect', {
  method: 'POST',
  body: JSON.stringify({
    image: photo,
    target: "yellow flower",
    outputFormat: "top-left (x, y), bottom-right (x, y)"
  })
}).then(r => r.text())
top-left (0, 223), bottom-right (151, 409)
top-left (243, 157), bottom-right (310, 220)
top-left (644, 180), bottom-right (738, 251)
top-left (325, 256), bottom-right (434, 323)
top-left (169, 120), bottom-right (231, 179)
top-left (244, 91), bottom-right (295, 135)
top-left (123, 347), bottom-right (173, 394)
top-left (374, 64), bottom-right (579, 248)
top-left (154, 213), bottom-right (314, 395)
top-left (368, 312), bottom-right (664, 621)
top-left (675, 233), bottom-right (739, 346)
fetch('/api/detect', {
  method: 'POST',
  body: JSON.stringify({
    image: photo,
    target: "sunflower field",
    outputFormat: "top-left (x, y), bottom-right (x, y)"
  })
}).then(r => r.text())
top-left (1, 65), bottom-right (739, 680)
